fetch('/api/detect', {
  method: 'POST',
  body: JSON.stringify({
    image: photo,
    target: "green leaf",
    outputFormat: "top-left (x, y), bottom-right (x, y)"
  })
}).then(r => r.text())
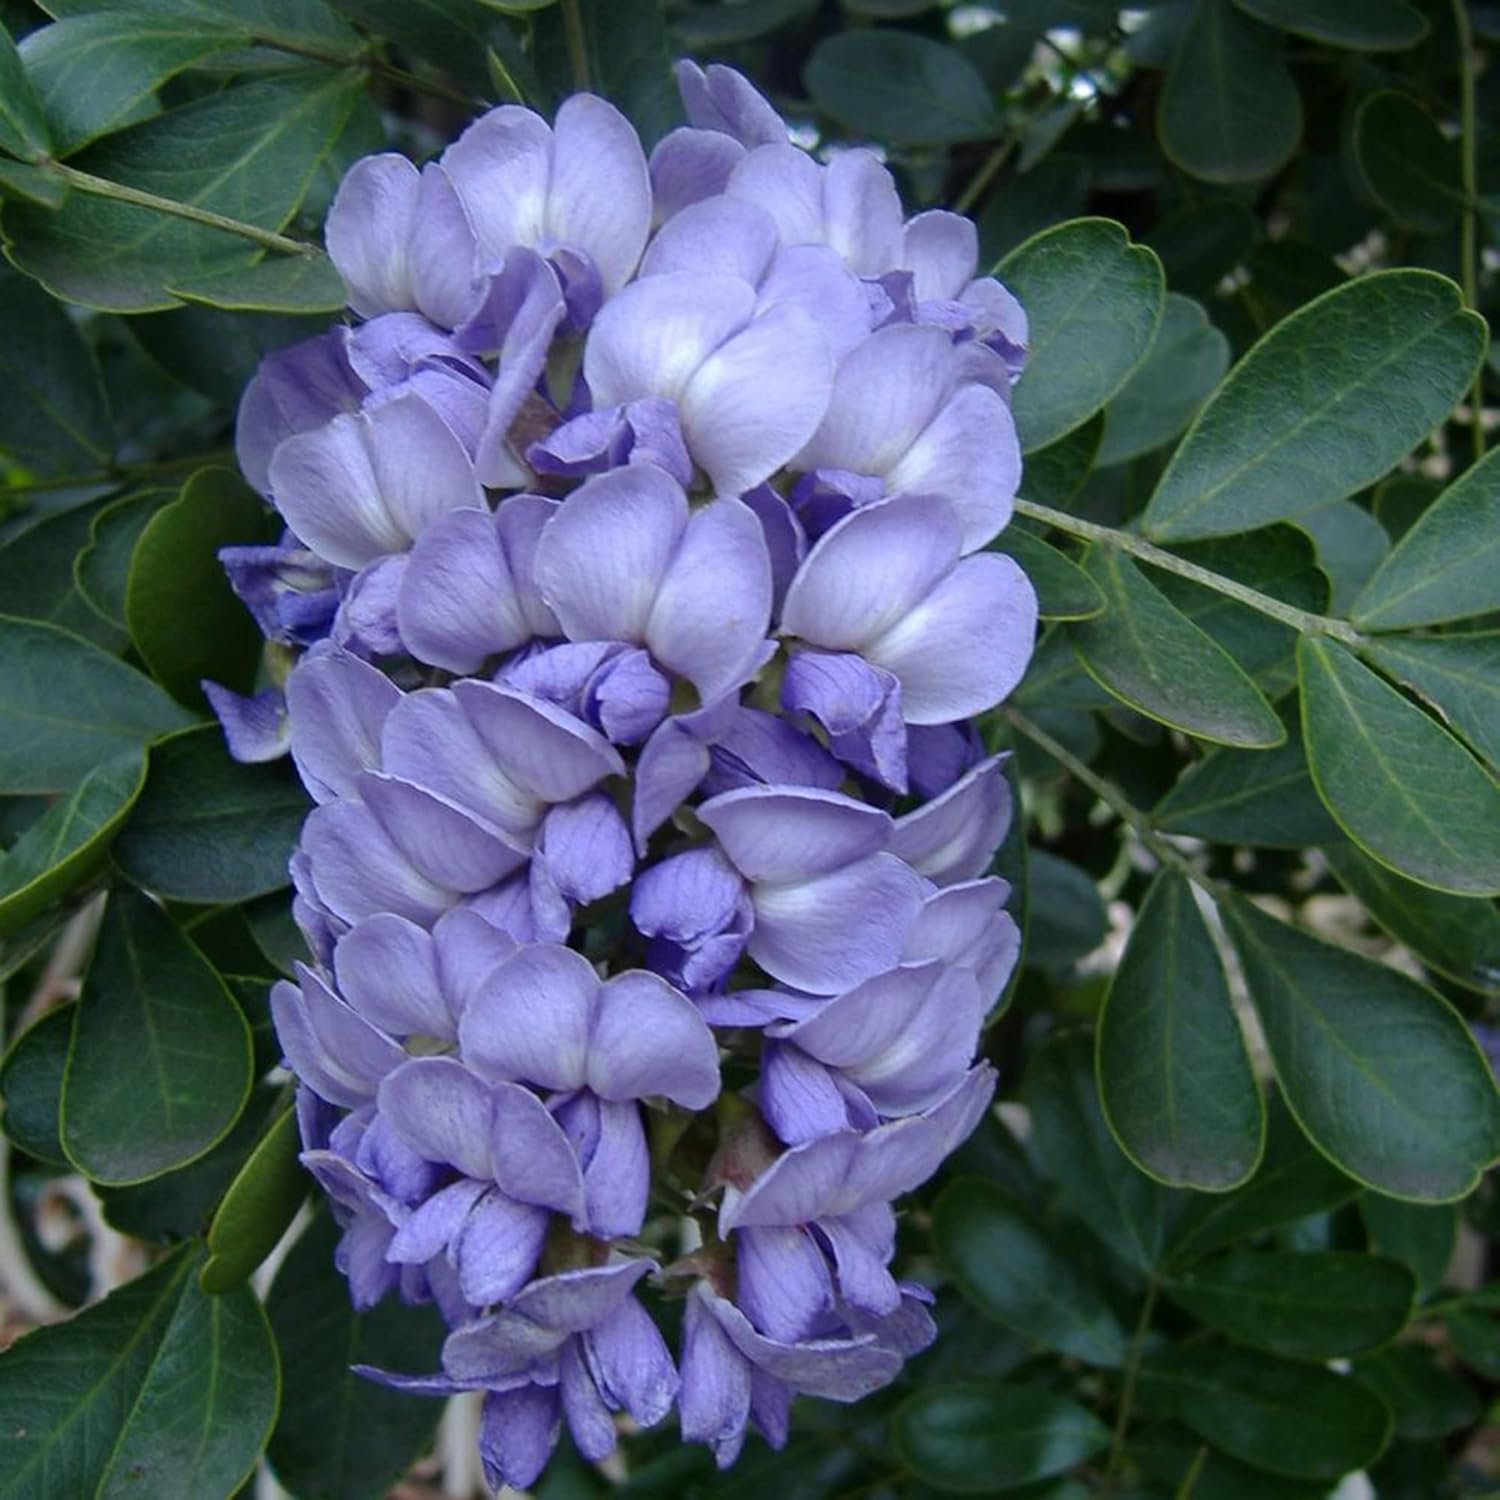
top-left (1070, 550), bottom-right (1284, 747)
top-left (73, 489), bottom-right (173, 628)
top-left (325, 0), bottom-right (495, 94)
top-left (1144, 200), bottom-right (1257, 297)
top-left (0, 750), bottom-right (144, 936)
top-left (1135, 1346), bottom-right (1392, 1480)
top-left (0, 1244), bottom-right (278, 1498)
top-left (1353, 91), bottom-right (1465, 233)
top-left (1158, 0), bottom-right (1301, 185)
top-left (124, 466), bottom-right (268, 708)
top-left (1232, 0), bottom-right (1427, 49)
top-left (557, 0), bottom-right (677, 145)
top-left (1351, 1344), bottom-right (1479, 1439)
top-left (0, 617), bottom-right (192, 794)
top-left (61, 889), bottom-right (253, 1184)
top-left (1132, 1428), bottom-right (1328, 1500)
top-left (266, 1208), bottom-right (445, 1500)
top-left (0, 159), bottom-right (68, 209)
top-left (933, 1178), bottom-right (1127, 1366)
top-left (891, 1383), bottom-right (1110, 1494)
top-left (1326, 842), bottom-right (1500, 996)
top-left (0, 20), bottom-right (51, 163)
top-left (1014, 413), bottom-right (1102, 511)
top-left (0, 264), bottom-right (113, 478)
top-left (114, 725), bottom-right (306, 903)
top-left (1152, 707), bottom-right (1342, 847)
top-left (1298, 636), bottom-right (1500, 896)
top-left (128, 302), bottom-right (327, 404)
top-left (19, 14), bottom-right (240, 156)
top-left (998, 530), bottom-right (1103, 621)
top-left (1224, 896), bottom-right (1500, 1201)
top-left (0, 1003), bottom-right (74, 1166)
top-left (1360, 633), bottom-right (1500, 771)
top-left (5, 71), bottom-right (363, 313)
top-left (1372, 473), bottom-right (1439, 541)
top-left (1024, 849), bottom-right (1106, 970)
top-left (1166, 1099), bottom-right (1360, 1264)
top-left (1164, 1250), bottom-right (1415, 1361)
top-left (1144, 271), bottom-right (1485, 541)
top-left (1098, 293), bottom-right (1230, 465)
top-left (0, 500), bottom-right (126, 651)
top-left (1295, 501), bottom-right (1389, 616)
top-left (1360, 1194), bottom-right (1457, 1298)
top-left (998, 218), bottom-right (1165, 451)
top-left (200, 1105), bottom-right (306, 1292)
top-left (1024, 1032), bottom-right (1179, 1273)
top-left (167, 251), bottom-right (347, 311)
top-left (42, 0), bottom-right (363, 57)
top-left (1097, 871), bottom-right (1263, 1191)
top-left (803, 31), bottom-right (1000, 145)
top-left (1353, 446), bottom-right (1500, 630)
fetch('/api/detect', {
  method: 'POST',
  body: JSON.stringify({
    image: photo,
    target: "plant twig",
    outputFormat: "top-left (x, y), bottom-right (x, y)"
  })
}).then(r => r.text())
top-left (1012, 497), bottom-right (1365, 647)
top-left (1451, 0), bottom-right (1486, 461)
top-left (560, 0), bottom-right (591, 92)
top-left (1, 450), bottom-right (236, 500)
top-left (49, 163), bottom-right (320, 256)
top-left (1103, 1276), bottom-right (1159, 1496)
top-left (954, 139), bottom-right (1015, 217)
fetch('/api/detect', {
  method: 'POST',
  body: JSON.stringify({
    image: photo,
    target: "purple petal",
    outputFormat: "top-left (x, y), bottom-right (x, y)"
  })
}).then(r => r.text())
top-left (699, 785), bottom-right (892, 884)
top-left (890, 754), bottom-right (1011, 886)
top-left (460, 943), bottom-right (597, 1093)
top-left (509, 1258), bottom-right (655, 1334)
top-left (454, 1190), bottom-right (548, 1305)
top-left (535, 793), bottom-right (633, 905)
top-left (736, 1224), bottom-right (835, 1342)
top-left (479, 1384), bottom-right (561, 1494)
top-left (359, 773), bottom-right (525, 893)
top-left (760, 1041), bottom-right (854, 1145)
top-left (490, 1080), bottom-right (587, 1218)
top-left (904, 879), bottom-right (1021, 1010)
top-left (680, 1289), bottom-right (752, 1463)
top-left (432, 906), bottom-right (520, 1025)
top-left (740, 482), bottom-right (806, 612)
top-left (647, 497), bottom-right (772, 701)
top-left (630, 845), bottom-right (745, 944)
top-left (821, 150), bottom-right (904, 275)
top-left (442, 105), bottom-right (552, 265)
top-left (592, 647), bottom-right (671, 744)
top-left (781, 650), bottom-right (906, 793)
top-left (630, 710), bottom-right (715, 850)
top-left (819, 1209), bottom-right (901, 1315)
top-left (377, 1056), bottom-right (495, 1179)
top-left (586, 1294), bottom-right (679, 1427)
top-left (902, 210), bottom-right (978, 302)
top-left (445, 1312), bottom-right (566, 1385)
top-left (387, 1177), bottom-right (485, 1264)
top-left (300, 797), bottom-right (455, 926)
top-left (649, 126), bottom-right (745, 223)
top-left (720, 1130), bottom-right (860, 1234)
top-left (203, 683), bottom-right (288, 764)
top-left (331, 554), bottom-right (403, 658)
top-left (561, 1338), bottom-right (617, 1461)
top-left (326, 153), bottom-right (420, 317)
top-left (271, 968), bottom-right (402, 1108)
top-left (727, 144), bottom-right (825, 254)
top-left (757, 243), bottom-right (873, 360)
top-left (702, 706), bottom-right (842, 795)
top-left (641, 194), bottom-right (779, 283)
top-left (333, 912), bottom-right (446, 1038)
top-left (285, 645), bottom-right (400, 804)
top-left (676, 61), bottom-right (787, 147)
top-left (560, 1093), bottom-right (650, 1239)
top-left (864, 552), bottom-right (1038, 723)
top-left (408, 162), bottom-right (483, 328)
top-left (591, 971), bottom-right (721, 1107)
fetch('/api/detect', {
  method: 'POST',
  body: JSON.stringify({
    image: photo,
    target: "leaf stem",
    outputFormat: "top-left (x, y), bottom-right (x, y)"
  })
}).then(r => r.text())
top-left (1451, 0), bottom-right (1486, 461)
top-left (560, 0), bottom-right (592, 92)
top-left (954, 139), bottom-right (1015, 217)
top-left (1103, 1275), bottom-right (1159, 1496)
top-left (1012, 497), bottom-right (1365, 647)
top-left (48, 163), bottom-right (320, 257)
top-left (260, 36), bottom-right (482, 109)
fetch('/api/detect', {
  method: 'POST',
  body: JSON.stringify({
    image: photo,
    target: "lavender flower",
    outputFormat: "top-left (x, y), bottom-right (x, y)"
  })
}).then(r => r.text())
top-left (221, 56), bottom-right (1035, 1487)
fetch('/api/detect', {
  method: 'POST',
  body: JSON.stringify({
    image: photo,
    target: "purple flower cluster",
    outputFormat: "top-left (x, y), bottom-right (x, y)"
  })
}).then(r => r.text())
top-left (220, 62), bottom-right (1036, 1489)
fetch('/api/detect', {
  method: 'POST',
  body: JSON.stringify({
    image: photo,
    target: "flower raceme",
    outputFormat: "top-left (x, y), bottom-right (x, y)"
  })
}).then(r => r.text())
top-left (218, 60), bottom-right (1036, 1491)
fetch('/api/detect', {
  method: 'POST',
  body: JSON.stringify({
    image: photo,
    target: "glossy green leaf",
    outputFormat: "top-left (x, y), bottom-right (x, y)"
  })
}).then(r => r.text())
top-left (1135, 1346), bottom-right (1391, 1480)
top-left (1353, 446), bottom-right (1500, 629)
top-left (200, 1105), bottom-right (306, 1292)
top-left (1144, 272), bottom-right (1485, 541)
top-left (1361, 632), bottom-right (1500, 771)
top-left (0, 500), bottom-right (126, 651)
top-left (1360, 1194), bottom-right (1457, 1297)
top-left (125, 466), bottom-right (268, 707)
top-left (999, 219), bottom-right (1165, 450)
top-left (1353, 91), bottom-right (1464, 232)
top-left (1144, 200), bottom-right (1256, 296)
top-left (1298, 636), bottom-right (1500, 896)
top-left (5, 71), bottom-right (363, 312)
top-left (1098, 293), bottom-right (1230, 465)
top-left (1024, 849), bottom-right (1106, 969)
top-left (73, 489), bottom-right (173, 628)
top-left (933, 1178), bottom-right (1127, 1366)
top-left (61, 889), bottom-right (253, 1184)
top-left (114, 725), bottom-right (307, 903)
top-left (0, 1244), bottom-right (278, 1498)
top-left (1164, 1250), bottom-right (1414, 1360)
top-left (42, 0), bottom-right (363, 56)
top-left (892, 1383), bottom-right (1110, 1494)
top-left (0, 617), bottom-right (192, 794)
top-left (0, 265), bottom-right (113, 478)
top-left (1097, 871), bottom-right (1263, 1190)
top-left (674, 0), bottom-right (815, 45)
top-left (1167, 1100), bottom-right (1360, 1264)
top-left (0, 750), bottom-right (144, 936)
top-left (1352, 1344), bottom-right (1479, 1439)
top-left (128, 301), bottom-right (327, 404)
top-left (1153, 706), bottom-right (1341, 847)
top-left (1224, 896), bottom-right (1500, 1201)
top-left (1295, 501), bottom-right (1389, 616)
top-left (0, 1003), bottom-right (73, 1166)
top-left (267, 1209), bottom-right (445, 1500)
top-left (1132, 1428), bottom-right (1327, 1500)
top-left (0, 20), bottom-right (50, 163)
top-left (19, 14), bottom-right (240, 156)
top-left (327, 0), bottom-right (496, 94)
top-left (1232, 0), bottom-right (1427, 48)
top-left (1444, 1305), bottom-right (1500, 1379)
top-left (167, 251), bottom-right (347, 311)
top-left (1326, 842), bottom-right (1500, 996)
top-left (1014, 413), bottom-right (1102, 511)
top-left (1070, 550), bottom-right (1284, 746)
top-left (999, 530), bottom-right (1102, 621)
top-left (0, 159), bottom-right (68, 208)
top-left (1158, 0), bottom-right (1301, 184)
top-left (804, 31), bottom-right (1000, 145)
top-left (1024, 1032), bottom-right (1179, 1272)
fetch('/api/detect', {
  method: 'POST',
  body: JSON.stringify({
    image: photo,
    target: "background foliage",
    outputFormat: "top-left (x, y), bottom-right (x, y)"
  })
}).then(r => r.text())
top-left (1, 0), bottom-right (1500, 1495)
